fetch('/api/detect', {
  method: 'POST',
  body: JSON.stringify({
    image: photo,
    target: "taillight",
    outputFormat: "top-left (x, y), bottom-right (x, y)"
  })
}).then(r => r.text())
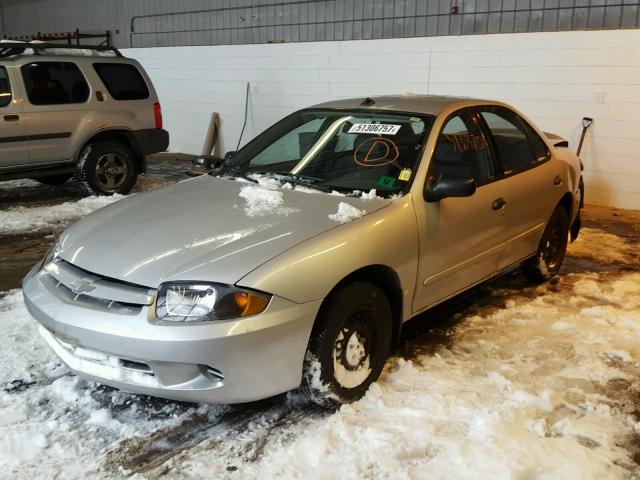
top-left (153, 102), bottom-right (163, 129)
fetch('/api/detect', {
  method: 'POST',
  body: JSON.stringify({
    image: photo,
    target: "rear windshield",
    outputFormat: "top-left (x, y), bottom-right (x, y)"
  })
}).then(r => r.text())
top-left (223, 109), bottom-right (435, 196)
top-left (93, 63), bottom-right (149, 100)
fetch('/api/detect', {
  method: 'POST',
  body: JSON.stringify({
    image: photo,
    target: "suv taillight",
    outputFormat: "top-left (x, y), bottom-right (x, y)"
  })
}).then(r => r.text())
top-left (153, 103), bottom-right (163, 129)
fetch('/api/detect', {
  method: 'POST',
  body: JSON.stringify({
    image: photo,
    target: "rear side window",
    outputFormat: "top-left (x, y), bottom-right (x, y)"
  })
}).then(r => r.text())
top-left (0, 67), bottom-right (11, 107)
top-left (521, 121), bottom-right (551, 163)
top-left (93, 63), bottom-right (149, 100)
top-left (430, 111), bottom-right (496, 185)
top-left (479, 107), bottom-right (545, 175)
top-left (22, 62), bottom-right (89, 105)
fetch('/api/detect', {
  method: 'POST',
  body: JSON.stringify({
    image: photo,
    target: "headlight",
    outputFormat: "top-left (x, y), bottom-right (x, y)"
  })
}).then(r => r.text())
top-left (156, 282), bottom-right (271, 322)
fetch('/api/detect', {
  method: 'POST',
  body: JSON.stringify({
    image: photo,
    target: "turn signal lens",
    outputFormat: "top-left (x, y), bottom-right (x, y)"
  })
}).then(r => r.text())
top-left (234, 292), bottom-right (270, 317)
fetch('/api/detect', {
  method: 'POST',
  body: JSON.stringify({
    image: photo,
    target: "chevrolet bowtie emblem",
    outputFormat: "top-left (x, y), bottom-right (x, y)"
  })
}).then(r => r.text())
top-left (69, 278), bottom-right (96, 294)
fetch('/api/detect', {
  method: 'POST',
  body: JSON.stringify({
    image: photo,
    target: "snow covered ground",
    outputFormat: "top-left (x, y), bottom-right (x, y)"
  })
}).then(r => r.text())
top-left (0, 184), bottom-right (638, 479)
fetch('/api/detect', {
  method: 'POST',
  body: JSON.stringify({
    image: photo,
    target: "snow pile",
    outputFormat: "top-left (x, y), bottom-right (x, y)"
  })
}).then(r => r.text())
top-left (567, 227), bottom-right (638, 264)
top-left (247, 174), bottom-right (284, 190)
top-left (0, 195), bottom-right (124, 236)
top-left (328, 202), bottom-right (366, 223)
top-left (238, 185), bottom-right (298, 217)
top-left (170, 270), bottom-right (640, 479)
top-left (0, 40), bottom-right (116, 57)
top-left (0, 290), bottom-right (220, 477)
top-left (357, 189), bottom-right (382, 200)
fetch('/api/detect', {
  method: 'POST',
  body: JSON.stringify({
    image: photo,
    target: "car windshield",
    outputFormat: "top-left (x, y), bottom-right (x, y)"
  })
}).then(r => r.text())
top-left (218, 109), bottom-right (435, 197)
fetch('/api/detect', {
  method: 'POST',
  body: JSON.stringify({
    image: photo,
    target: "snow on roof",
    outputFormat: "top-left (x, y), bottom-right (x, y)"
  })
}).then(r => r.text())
top-left (0, 39), bottom-right (117, 57)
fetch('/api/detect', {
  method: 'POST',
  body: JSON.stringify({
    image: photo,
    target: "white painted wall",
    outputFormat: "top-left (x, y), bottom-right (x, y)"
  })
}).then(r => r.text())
top-left (125, 29), bottom-right (640, 210)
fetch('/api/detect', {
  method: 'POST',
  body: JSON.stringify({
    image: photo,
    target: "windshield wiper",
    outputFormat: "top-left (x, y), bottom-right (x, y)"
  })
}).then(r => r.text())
top-left (275, 172), bottom-right (324, 186)
top-left (213, 166), bottom-right (258, 183)
top-left (247, 170), bottom-right (331, 189)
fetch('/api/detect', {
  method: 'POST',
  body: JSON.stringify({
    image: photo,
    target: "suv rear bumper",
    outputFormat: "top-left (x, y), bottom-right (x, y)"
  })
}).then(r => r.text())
top-left (132, 128), bottom-right (169, 156)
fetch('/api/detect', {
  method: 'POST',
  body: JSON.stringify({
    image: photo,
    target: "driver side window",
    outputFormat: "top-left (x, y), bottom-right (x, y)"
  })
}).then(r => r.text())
top-left (430, 112), bottom-right (495, 185)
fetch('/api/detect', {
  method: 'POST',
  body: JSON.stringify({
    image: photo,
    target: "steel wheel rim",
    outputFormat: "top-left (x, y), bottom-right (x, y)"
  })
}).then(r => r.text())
top-left (332, 309), bottom-right (374, 389)
top-left (95, 153), bottom-right (128, 191)
top-left (543, 219), bottom-right (565, 271)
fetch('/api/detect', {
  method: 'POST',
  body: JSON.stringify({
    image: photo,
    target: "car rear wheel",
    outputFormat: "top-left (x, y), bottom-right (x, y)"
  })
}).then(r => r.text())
top-left (77, 141), bottom-right (137, 195)
top-left (33, 173), bottom-right (73, 186)
top-left (301, 282), bottom-right (393, 408)
top-left (523, 205), bottom-right (570, 282)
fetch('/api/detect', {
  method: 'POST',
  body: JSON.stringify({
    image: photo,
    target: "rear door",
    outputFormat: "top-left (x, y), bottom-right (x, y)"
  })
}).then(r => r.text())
top-left (0, 63), bottom-right (29, 167)
top-left (413, 109), bottom-right (506, 312)
top-left (476, 106), bottom-right (562, 270)
top-left (18, 59), bottom-right (94, 165)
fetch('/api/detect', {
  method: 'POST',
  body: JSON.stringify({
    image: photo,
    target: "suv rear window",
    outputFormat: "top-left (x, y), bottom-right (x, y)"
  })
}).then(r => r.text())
top-left (0, 67), bottom-right (11, 107)
top-left (93, 63), bottom-right (149, 100)
top-left (22, 62), bottom-right (90, 105)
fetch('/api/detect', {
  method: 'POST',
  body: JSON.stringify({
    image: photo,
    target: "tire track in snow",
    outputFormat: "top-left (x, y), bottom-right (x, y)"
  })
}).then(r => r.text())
top-left (104, 396), bottom-right (328, 476)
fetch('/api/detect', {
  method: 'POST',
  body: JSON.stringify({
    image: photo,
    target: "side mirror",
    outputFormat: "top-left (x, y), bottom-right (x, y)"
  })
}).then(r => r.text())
top-left (189, 154), bottom-right (225, 176)
top-left (424, 175), bottom-right (477, 202)
top-left (224, 151), bottom-right (236, 162)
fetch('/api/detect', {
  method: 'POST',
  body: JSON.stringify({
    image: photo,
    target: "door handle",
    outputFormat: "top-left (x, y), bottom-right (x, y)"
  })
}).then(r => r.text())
top-left (553, 176), bottom-right (564, 186)
top-left (96, 91), bottom-right (104, 102)
top-left (492, 197), bottom-right (506, 211)
top-left (3, 115), bottom-right (19, 121)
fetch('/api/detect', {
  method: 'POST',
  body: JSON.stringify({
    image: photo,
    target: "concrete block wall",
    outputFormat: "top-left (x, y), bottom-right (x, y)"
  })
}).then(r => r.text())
top-left (125, 29), bottom-right (640, 209)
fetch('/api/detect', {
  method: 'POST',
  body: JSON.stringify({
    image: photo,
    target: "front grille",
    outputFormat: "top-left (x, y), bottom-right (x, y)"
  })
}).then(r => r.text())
top-left (41, 258), bottom-right (155, 313)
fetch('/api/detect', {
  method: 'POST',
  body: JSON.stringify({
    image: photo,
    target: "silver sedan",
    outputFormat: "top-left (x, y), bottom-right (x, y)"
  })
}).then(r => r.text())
top-left (23, 95), bottom-right (583, 406)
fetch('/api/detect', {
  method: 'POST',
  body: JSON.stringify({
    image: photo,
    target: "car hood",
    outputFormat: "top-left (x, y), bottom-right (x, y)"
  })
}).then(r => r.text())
top-left (57, 175), bottom-right (391, 288)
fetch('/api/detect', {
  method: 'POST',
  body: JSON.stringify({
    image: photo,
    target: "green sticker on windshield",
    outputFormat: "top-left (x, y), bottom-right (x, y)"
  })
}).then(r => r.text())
top-left (378, 176), bottom-right (396, 189)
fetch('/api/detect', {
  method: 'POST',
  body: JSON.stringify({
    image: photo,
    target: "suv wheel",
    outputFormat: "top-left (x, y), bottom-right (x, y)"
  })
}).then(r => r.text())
top-left (77, 141), bottom-right (138, 195)
top-left (33, 174), bottom-right (73, 186)
top-left (523, 205), bottom-right (570, 282)
top-left (301, 282), bottom-right (393, 408)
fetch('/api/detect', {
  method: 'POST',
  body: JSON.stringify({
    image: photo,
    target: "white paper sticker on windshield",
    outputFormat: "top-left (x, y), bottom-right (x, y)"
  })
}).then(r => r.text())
top-left (348, 123), bottom-right (401, 135)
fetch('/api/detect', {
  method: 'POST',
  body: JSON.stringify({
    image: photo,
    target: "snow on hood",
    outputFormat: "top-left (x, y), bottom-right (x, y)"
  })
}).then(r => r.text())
top-left (57, 175), bottom-right (391, 288)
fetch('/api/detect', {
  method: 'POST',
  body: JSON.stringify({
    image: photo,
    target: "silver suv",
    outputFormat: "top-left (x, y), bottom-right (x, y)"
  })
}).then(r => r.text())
top-left (0, 42), bottom-right (169, 195)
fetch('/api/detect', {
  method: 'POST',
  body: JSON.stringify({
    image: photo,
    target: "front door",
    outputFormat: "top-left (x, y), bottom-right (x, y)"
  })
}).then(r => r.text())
top-left (0, 64), bottom-right (29, 168)
top-left (413, 109), bottom-right (506, 312)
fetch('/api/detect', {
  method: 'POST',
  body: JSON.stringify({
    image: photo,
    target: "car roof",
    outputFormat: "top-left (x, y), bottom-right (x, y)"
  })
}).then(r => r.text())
top-left (310, 95), bottom-right (488, 116)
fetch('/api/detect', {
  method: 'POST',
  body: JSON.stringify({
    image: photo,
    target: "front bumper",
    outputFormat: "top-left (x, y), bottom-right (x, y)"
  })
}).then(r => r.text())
top-left (22, 265), bottom-right (320, 404)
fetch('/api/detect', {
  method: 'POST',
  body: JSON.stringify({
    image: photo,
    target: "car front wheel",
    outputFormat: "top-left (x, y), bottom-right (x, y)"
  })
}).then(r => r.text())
top-left (301, 281), bottom-right (393, 408)
top-left (77, 141), bottom-right (138, 195)
top-left (524, 205), bottom-right (570, 282)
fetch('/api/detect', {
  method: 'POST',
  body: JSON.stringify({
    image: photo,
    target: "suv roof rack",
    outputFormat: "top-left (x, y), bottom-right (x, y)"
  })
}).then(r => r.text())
top-left (0, 42), bottom-right (122, 59)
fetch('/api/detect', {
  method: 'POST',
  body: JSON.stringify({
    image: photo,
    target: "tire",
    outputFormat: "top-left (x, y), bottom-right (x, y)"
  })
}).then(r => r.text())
top-left (523, 205), bottom-right (570, 283)
top-left (33, 174), bottom-right (73, 186)
top-left (76, 141), bottom-right (138, 195)
top-left (301, 282), bottom-right (393, 408)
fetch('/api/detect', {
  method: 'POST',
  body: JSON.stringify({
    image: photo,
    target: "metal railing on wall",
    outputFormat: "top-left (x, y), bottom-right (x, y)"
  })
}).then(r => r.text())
top-left (129, 0), bottom-right (640, 48)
